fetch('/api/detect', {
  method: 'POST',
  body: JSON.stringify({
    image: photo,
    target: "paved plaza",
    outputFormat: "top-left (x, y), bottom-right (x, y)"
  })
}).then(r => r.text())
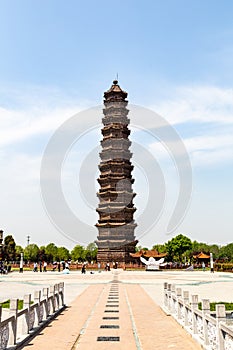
top-left (1, 269), bottom-right (233, 349)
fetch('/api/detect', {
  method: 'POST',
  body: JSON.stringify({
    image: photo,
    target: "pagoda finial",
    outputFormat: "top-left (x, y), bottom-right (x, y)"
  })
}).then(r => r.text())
top-left (113, 73), bottom-right (118, 85)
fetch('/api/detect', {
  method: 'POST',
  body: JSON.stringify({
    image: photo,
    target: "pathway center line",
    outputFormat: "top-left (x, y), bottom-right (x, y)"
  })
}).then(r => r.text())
top-left (71, 284), bottom-right (106, 349)
top-left (124, 286), bottom-right (142, 350)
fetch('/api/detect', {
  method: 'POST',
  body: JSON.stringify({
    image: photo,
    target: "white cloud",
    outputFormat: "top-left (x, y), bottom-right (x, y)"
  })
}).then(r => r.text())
top-left (151, 85), bottom-right (233, 125)
top-left (147, 85), bottom-right (233, 167)
top-left (0, 106), bottom-right (84, 146)
top-left (185, 134), bottom-right (233, 166)
top-left (149, 133), bottom-right (233, 167)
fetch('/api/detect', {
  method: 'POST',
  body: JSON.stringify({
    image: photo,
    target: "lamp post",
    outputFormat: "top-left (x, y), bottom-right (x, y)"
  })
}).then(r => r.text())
top-left (19, 252), bottom-right (24, 273)
top-left (210, 252), bottom-right (214, 273)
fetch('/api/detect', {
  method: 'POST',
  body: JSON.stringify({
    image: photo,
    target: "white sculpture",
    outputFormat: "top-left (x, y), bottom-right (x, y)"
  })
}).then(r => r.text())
top-left (140, 256), bottom-right (165, 271)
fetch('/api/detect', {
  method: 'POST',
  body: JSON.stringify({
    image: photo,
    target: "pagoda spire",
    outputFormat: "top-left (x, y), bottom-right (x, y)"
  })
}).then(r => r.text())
top-left (96, 80), bottom-right (138, 264)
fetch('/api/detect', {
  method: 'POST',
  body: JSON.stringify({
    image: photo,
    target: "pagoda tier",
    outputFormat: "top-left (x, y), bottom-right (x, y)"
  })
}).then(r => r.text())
top-left (96, 80), bottom-right (138, 263)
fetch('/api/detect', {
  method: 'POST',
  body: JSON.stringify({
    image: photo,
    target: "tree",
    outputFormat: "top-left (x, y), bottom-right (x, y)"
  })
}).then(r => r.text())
top-left (164, 240), bottom-right (175, 261)
top-left (45, 243), bottom-right (58, 262)
top-left (71, 245), bottom-right (86, 262)
top-left (219, 243), bottom-right (233, 262)
top-left (38, 246), bottom-right (47, 261)
top-left (152, 244), bottom-right (167, 253)
top-left (4, 235), bottom-right (16, 261)
top-left (208, 244), bottom-right (220, 259)
top-left (57, 247), bottom-right (70, 261)
top-left (15, 245), bottom-right (24, 261)
top-left (24, 244), bottom-right (39, 262)
top-left (85, 242), bottom-right (97, 262)
top-left (165, 234), bottom-right (192, 262)
top-left (192, 240), bottom-right (210, 255)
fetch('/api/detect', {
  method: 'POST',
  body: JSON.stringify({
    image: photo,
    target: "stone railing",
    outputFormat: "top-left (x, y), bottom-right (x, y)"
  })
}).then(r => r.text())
top-left (0, 282), bottom-right (65, 350)
top-left (163, 282), bottom-right (233, 350)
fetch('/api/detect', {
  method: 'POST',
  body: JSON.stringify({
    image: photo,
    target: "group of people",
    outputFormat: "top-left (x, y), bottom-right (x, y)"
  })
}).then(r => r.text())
top-left (105, 262), bottom-right (118, 271)
top-left (33, 261), bottom-right (47, 272)
top-left (33, 260), bottom-right (70, 272)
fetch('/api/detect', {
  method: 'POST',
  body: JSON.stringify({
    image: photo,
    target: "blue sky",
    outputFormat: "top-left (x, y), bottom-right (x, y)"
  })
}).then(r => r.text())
top-left (0, 1), bottom-right (232, 249)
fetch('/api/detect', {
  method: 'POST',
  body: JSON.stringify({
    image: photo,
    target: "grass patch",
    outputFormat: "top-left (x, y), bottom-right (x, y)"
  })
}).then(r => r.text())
top-left (0, 300), bottom-right (33, 310)
top-left (198, 302), bottom-right (233, 311)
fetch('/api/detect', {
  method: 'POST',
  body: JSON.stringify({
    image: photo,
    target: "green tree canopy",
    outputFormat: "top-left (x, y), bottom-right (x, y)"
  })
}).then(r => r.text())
top-left (152, 244), bottom-right (167, 253)
top-left (165, 234), bottom-right (192, 262)
top-left (57, 246), bottom-right (70, 261)
top-left (15, 245), bottom-right (24, 261)
top-left (192, 240), bottom-right (210, 255)
top-left (24, 244), bottom-right (39, 262)
top-left (38, 246), bottom-right (47, 261)
top-left (219, 243), bottom-right (233, 261)
top-left (45, 243), bottom-right (58, 262)
top-left (71, 245), bottom-right (86, 262)
top-left (4, 235), bottom-right (16, 261)
top-left (85, 242), bottom-right (97, 262)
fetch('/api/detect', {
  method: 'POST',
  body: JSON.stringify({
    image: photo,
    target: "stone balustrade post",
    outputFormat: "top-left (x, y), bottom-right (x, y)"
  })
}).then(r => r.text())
top-left (34, 290), bottom-right (41, 326)
top-left (183, 291), bottom-right (189, 326)
top-left (216, 304), bottom-right (226, 350)
top-left (167, 284), bottom-right (172, 312)
top-left (59, 282), bottom-right (65, 306)
top-left (54, 284), bottom-right (59, 309)
top-left (50, 285), bottom-right (56, 313)
top-left (191, 295), bottom-right (199, 334)
top-left (164, 282), bottom-right (168, 308)
top-left (43, 287), bottom-right (49, 317)
top-left (176, 288), bottom-right (182, 319)
top-left (23, 294), bottom-right (31, 334)
top-left (171, 284), bottom-right (176, 314)
top-left (9, 299), bottom-right (18, 345)
top-left (202, 299), bottom-right (210, 346)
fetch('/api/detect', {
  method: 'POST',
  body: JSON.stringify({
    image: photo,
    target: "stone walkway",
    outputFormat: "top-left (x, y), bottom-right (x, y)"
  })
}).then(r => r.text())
top-left (23, 272), bottom-right (201, 350)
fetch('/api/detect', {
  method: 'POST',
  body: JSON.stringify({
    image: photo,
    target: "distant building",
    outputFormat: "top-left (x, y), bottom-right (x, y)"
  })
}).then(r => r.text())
top-left (96, 80), bottom-right (138, 263)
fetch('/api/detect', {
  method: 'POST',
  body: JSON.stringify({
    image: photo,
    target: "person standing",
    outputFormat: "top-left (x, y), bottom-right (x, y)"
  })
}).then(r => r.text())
top-left (33, 262), bottom-right (38, 272)
top-left (43, 261), bottom-right (47, 272)
top-left (81, 263), bottom-right (86, 274)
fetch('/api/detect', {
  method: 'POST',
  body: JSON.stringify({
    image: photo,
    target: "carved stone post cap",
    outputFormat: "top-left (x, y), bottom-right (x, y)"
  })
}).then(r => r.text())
top-left (10, 299), bottom-right (18, 310)
top-left (201, 299), bottom-right (210, 310)
top-left (216, 304), bottom-right (226, 318)
top-left (34, 290), bottom-right (41, 299)
top-left (191, 295), bottom-right (199, 303)
top-left (23, 294), bottom-right (31, 303)
top-left (49, 285), bottom-right (55, 293)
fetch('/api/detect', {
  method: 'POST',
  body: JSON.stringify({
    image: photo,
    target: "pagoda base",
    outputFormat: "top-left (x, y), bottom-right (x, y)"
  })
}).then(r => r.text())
top-left (97, 240), bottom-right (138, 264)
